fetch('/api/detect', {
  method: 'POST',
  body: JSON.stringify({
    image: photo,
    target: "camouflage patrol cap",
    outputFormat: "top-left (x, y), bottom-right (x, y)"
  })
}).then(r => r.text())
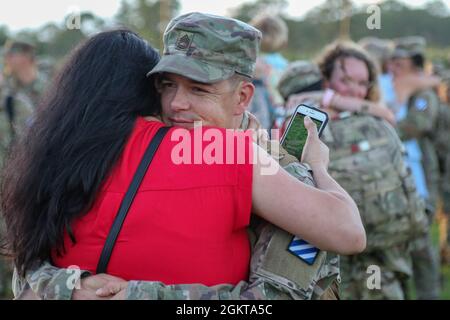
top-left (392, 36), bottom-right (426, 58)
top-left (277, 60), bottom-right (322, 100)
top-left (358, 37), bottom-right (393, 63)
top-left (3, 39), bottom-right (35, 56)
top-left (147, 12), bottom-right (262, 83)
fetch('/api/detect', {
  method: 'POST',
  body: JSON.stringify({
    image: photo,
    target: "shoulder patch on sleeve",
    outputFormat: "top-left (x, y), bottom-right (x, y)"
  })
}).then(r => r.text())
top-left (414, 97), bottom-right (428, 111)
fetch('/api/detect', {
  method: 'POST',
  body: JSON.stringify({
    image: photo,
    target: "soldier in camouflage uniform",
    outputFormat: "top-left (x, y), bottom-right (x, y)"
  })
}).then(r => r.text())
top-left (0, 40), bottom-right (43, 163)
top-left (12, 12), bottom-right (341, 300)
top-left (391, 37), bottom-right (441, 299)
top-left (434, 70), bottom-right (450, 264)
top-left (277, 51), bottom-right (428, 300)
top-left (1, 40), bottom-right (46, 112)
top-left (0, 40), bottom-right (41, 299)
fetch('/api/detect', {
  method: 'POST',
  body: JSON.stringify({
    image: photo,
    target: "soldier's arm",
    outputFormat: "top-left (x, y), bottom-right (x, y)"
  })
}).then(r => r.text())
top-left (396, 92), bottom-right (439, 140)
top-left (330, 94), bottom-right (396, 125)
top-left (394, 74), bottom-right (441, 104)
top-left (285, 91), bottom-right (396, 125)
top-left (124, 280), bottom-right (274, 300)
top-left (18, 262), bottom-right (271, 300)
top-left (14, 261), bottom-right (91, 300)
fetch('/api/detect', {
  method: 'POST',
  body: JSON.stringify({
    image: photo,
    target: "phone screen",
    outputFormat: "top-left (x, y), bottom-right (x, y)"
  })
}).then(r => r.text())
top-left (281, 112), bottom-right (324, 160)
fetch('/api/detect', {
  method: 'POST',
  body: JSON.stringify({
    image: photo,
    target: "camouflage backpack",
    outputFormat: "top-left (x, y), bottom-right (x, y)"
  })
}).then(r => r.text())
top-left (322, 113), bottom-right (428, 251)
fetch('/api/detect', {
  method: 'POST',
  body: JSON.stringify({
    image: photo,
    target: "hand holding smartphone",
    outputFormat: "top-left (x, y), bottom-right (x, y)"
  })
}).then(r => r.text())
top-left (281, 104), bottom-right (329, 266)
top-left (281, 104), bottom-right (329, 161)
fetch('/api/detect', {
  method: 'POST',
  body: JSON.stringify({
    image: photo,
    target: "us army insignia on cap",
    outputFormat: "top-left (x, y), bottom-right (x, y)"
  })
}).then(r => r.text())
top-left (288, 236), bottom-right (319, 265)
top-left (176, 32), bottom-right (194, 51)
top-left (414, 98), bottom-right (428, 111)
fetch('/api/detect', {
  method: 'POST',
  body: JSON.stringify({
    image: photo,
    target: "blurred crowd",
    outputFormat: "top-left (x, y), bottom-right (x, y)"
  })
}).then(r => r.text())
top-left (244, 13), bottom-right (450, 299)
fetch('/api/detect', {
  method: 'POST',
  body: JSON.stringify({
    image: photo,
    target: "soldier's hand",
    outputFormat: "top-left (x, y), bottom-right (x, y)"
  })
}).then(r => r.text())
top-left (14, 288), bottom-right (41, 300)
top-left (95, 280), bottom-right (128, 300)
top-left (301, 116), bottom-right (329, 170)
top-left (72, 273), bottom-right (125, 300)
top-left (246, 112), bottom-right (269, 146)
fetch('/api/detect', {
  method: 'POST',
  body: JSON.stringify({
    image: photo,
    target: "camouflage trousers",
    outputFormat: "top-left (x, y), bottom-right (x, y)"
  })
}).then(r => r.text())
top-left (440, 157), bottom-right (450, 246)
top-left (439, 152), bottom-right (450, 214)
top-left (409, 233), bottom-right (440, 300)
top-left (0, 257), bottom-right (13, 300)
top-left (340, 244), bottom-right (412, 300)
top-left (409, 192), bottom-right (441, 299)
top-left (441, 154), bottom-right (450, 252)
top-left (438, 202), bottom-right (450, 264)
top-left (447, 210), bottom-right (450, 245)
top-left (0, 218), bottom-right (13, 300)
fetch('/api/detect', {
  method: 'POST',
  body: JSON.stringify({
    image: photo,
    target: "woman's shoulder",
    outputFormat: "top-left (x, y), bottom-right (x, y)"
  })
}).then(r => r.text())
top-left (132, 116), bottom-right (168, 141)
top-left (135, 116), bottom-right (164, 129)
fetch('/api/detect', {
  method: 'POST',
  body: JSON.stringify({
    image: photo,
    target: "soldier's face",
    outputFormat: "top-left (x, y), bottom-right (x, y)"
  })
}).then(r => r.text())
top-left (391, 57), bottom-right (415, 77)
top-left (5, 53), bottom-right (34, 73)
top-left (157, 73), bottom-right (248, 129)
top-left (326, 57), bottom-right (370, 100)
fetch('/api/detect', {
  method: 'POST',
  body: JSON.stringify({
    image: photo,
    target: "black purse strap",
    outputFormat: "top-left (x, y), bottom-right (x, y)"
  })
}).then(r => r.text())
top-left (96, 126), bottom-right (171, 274)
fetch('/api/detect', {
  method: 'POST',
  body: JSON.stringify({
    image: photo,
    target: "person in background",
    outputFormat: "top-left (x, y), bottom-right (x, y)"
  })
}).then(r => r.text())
top-left (0, 40), bottom-right (44, 299)
top-left (390, 36), bottom-right (441, 300)
top-left (249, 13), bottom-right (289, 129)
top-left (432, 68), bottom-right (450, 265)
top-left (278, 42), bottom-right (428, 299)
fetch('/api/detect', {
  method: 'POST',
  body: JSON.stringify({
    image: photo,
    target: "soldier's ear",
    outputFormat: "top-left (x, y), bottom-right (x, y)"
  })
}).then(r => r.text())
top-left (233, 81), bottom-right (254, 116)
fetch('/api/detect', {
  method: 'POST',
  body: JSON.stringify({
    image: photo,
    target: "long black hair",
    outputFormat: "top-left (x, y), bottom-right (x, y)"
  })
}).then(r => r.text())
top-left (1, 29), bottom-right (160, 276)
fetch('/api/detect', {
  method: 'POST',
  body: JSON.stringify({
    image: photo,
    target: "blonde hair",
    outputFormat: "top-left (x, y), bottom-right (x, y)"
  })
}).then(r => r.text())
top-left (250, 13), bottom-right (288, 53)
top-left (317, 41), bottom-right (380, 102)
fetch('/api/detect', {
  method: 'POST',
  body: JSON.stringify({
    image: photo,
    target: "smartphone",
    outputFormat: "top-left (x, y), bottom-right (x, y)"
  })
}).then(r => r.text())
top-left (280, 104), bottom-right (329, 160)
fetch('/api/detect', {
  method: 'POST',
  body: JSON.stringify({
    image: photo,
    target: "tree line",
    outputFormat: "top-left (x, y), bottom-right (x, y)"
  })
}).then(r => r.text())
top-left (0, 0), bottom-right (448, 65)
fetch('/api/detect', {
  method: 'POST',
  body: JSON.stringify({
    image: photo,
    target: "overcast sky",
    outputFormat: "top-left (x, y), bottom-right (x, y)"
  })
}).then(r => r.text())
top-left (1, 0), bottom-right (448, 32)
